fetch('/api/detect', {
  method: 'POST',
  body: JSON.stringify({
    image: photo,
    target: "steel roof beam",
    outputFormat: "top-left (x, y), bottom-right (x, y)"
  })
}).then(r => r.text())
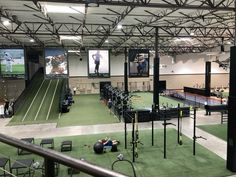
top-left (20, 0), bottom-right (235, 11)
top-left (0, 8), bottom-right (44, 46)
top-left (31, 1), bottom-right (63, 47)
top-left (98, 5), bottom-right (135, 47)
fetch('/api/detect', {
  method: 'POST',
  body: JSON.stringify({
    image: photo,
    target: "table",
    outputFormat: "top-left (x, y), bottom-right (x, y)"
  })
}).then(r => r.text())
top-left (40, 138), bottom-right (54, 149)
top-left (11, 159), bottom-right (34, 177)
top-left (0, 157), bottom-right (10, 177)
top-left (18, 138), bottom-right (35, 155)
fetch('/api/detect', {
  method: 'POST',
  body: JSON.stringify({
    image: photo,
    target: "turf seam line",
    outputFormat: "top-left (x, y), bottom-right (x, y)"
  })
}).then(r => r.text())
top-left (22, 79), bottom-right (45, 122)
top-left (46, 79), bottom-right (59, 120)
top-left (34, 80), bottom-right (52, 121)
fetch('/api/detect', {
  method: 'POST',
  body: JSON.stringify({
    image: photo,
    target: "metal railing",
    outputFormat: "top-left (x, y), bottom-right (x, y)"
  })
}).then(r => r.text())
top-left (0, 133), bottom-right (128, 177)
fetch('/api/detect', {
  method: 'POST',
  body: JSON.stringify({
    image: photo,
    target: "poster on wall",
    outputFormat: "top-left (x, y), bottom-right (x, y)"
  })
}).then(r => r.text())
top-left (0, 49), bottom-right (25, 79)
top-left (128, 49), bottom-right (149, 77)
top-left (45, 48), bottom-right (68, 78)
top-left (88, 49), bottom-right (110, 77)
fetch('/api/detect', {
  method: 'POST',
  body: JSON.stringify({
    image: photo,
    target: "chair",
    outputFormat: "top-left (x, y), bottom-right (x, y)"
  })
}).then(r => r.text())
top-left (61, 140), bottom-right (72, 152)
top-left (11, 159), bottom-right (34, 177)
top-left (0, 157), bottom-right (10, 177)
top-left (40, 138), bottom-right (54, 149)
top-left (18, 138), bottom-right (35, 155)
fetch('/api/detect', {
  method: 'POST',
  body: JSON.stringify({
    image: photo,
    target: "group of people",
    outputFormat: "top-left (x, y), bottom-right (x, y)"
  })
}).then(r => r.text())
top-left (0, 99), bottom-right (14, 118)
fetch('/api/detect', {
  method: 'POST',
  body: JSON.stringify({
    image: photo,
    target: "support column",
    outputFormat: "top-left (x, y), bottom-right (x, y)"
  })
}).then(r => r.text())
top-left (151, 27), bottom-right (160, 146)
top-left (153, 27), bottom-right (160, 111)
top-left (205, 61), bottom-right (211, 96)
top-left (124, 47), bottom-right (128, 94)
top-left (227, 46), bottom-right (236, 171)
top-left (44, 158), bottom-right (55, 177)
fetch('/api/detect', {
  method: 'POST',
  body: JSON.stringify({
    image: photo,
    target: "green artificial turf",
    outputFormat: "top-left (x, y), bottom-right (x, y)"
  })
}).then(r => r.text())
top-left (9, 78), bottom-right (62, 126)
top-left (131, 92), bottom-right (185, 109)
top-left (57, 94), bottom-right (119, 127)
top-left (1, 64), bottom-right (25, 74)
top-left (10, 91), bottom-right (187, 126)
top-left (197, 124), bottom-right (227, 141)
top-left (0, 129), bottom-right (233, 177)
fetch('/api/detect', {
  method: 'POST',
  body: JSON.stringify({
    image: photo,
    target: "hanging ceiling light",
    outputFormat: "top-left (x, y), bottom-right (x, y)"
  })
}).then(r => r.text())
top-left (86, 0), bottom-right (99, 7)
top-left (3, 20), bottom-right (10, 26)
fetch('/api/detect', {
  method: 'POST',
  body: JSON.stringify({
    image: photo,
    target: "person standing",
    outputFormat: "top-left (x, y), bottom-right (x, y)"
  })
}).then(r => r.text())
top-left (73, 87), bottom-right (77, 95)
top-left (107, 98), bottom-right (112, 114)
top-left (4, 52), bottom-right (14, 73)
top-left (92, 50), bottom-right (103, 75)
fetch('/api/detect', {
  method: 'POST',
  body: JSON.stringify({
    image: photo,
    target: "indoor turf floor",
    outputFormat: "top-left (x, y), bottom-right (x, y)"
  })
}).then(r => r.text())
top-left (197, 124), bottom-right (227, 141)
top-left (10, 91), bottom-right (186, 127)
top-left (9, 77), bottom-right (62, 126)
top-left (57, 94), bottom-right (119, 127)
top-left (0, 129), bottom-right (233, 177)
top-left (131, 92), bottom-right (186, 109)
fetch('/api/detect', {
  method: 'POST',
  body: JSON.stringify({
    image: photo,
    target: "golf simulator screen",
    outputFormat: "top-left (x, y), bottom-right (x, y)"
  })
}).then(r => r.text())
top-left (0, 49), bottom-right (25, 79)
top-left (45, 48), bottom-right (68, 78)
top-left (88, 49), bottom-right (110, 78)
top-left (128, 49), bottom-right (149, 77)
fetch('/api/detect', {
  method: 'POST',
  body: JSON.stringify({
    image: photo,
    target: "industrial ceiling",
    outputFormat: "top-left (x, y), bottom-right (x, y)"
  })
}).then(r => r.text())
top-left (0, 0), bottom-right (235, 55)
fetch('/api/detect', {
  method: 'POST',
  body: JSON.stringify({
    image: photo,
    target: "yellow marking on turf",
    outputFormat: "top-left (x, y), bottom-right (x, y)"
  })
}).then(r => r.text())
top-left (22, 80), bottom-right (45, 122)
top-left (34, 80), bottom-right (52, 121)
top-left (46, 79), bottom-right (59, 120)
top-left (0, 167), bottom-right (17, 177)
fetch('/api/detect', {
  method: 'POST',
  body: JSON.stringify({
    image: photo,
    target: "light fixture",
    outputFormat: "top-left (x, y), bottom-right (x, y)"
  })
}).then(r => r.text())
top-left (60, 35), bottom-right (81, 40)
top-left (30, 39), bottom-right (35, 42)
top-left (42, 4), bottom-right (85, 14)
top-left (105, 39), bottom-right (109, 43)
top-left (68, 50), bottom-right (80, 53)
top-left (3, 20), bottom-right (10, 26)
top-left (175, 37), bottom-right (192, 42)
top-left (190, 32), bottom-right (195, 36)
top-left (117, 24), bottom-right (123, 30)
top-left (85, 0), bottom-right (99, 7)
top-left (226, 41), bottom-right (232, 45)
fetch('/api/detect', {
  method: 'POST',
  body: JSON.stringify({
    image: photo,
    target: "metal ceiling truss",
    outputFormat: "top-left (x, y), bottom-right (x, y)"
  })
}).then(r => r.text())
top-left (30, 1), bottom-right (64, 47)
top-left (98, 5), bottom-right (135, 47)
top-left (0, 7), bottom-right (44, 46)
top-left (22, 0), bottom-right (235, 11)
top-left (2, 23), bottom-right (233, 38)
top-left (3, 0), bottom-right (236, 55)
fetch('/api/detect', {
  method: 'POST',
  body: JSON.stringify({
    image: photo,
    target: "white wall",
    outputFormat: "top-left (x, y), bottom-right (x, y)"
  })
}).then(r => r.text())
top-left (69, 51), bottom-right (229, 76)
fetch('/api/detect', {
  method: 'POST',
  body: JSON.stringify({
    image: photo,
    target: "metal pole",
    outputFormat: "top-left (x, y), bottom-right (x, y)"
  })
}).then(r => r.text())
top-left (124, 116), bottom-right (127, 149)
top-left (124, 47), bottom-right (128, 94)
top-left (153, 27), bottom-right (160, 111)
top-left (177, 103), bottom-right (180, 144)
top-left (44, 158), bottom-right (55, 177)
top-left (132, 114), bottom-right (135, 162)
top-left (193, 108), bottom-right (196, 155)
top-left (152, 26), bottom-right (160, 146)
top-left (152, 107), bottom-right (154, 146)
top-left (164, 108), bottom-right (167, 159)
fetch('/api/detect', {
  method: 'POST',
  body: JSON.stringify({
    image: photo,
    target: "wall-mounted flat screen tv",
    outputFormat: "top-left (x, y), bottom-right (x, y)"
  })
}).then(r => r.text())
top-left (0, 48), bottom-right (25, 79)
top-left (129, 49), bottom-right (149, 77)
top-left (88, 49), bottom-right (110, 78)
top-left (45, 48), bottom-right (68, 78)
